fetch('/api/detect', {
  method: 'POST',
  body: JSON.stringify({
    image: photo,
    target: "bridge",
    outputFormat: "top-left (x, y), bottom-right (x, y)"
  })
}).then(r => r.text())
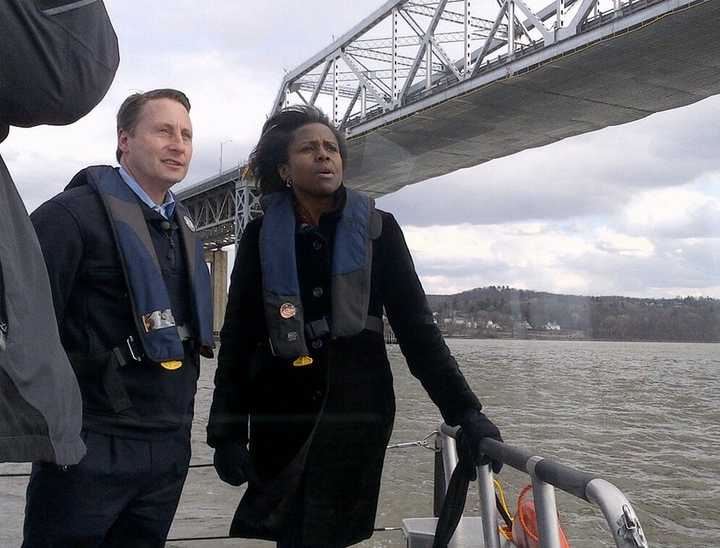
top-left (176, 0), bottom-right (720, 329)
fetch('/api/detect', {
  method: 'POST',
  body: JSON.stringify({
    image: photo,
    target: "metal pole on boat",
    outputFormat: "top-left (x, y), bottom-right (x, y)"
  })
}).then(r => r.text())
top-left (437, 427), bottom-right (473, 548)
top-left (440, 430), bottom-right (459, 492)
top-left (439, 432), bottom-right (463, 548)
top-left (476, 465), bottom-right (502, 548)
top-left (528, 455), bottom-right (563, 548)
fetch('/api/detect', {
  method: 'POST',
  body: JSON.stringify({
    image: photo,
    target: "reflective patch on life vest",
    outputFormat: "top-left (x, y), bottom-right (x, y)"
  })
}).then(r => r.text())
top-left (292, 355), bottom-right (314, 367)
top-left (141, 309), bottom-right (176, 332)
top-left (161, 360), bottom-right (183, 371)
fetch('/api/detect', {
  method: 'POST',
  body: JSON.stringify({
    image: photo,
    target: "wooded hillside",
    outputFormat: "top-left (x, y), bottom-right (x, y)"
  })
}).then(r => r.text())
top-left (426, 286), bottom-right (720, 342)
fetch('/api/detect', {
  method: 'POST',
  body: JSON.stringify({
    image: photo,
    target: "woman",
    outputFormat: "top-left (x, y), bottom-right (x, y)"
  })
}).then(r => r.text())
top-left (207, 105), bottom-right (502, 548)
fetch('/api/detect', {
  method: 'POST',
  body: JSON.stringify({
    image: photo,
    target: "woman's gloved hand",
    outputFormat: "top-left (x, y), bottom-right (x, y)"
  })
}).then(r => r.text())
top-left (459, 410), bottom-right (503, 477)
top-left (213, 442), bottom-right (256, 486)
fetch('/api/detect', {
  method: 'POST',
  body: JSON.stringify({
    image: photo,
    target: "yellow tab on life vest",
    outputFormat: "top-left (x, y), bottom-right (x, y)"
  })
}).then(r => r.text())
top-left (161, 360), bottom-right (183, 371)
top-left (292, 355), bottom-right (314, 367)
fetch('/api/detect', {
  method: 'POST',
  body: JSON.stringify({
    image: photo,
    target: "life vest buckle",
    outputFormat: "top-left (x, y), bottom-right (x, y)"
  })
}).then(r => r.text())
top-left (126, 335), bottom-right (142, 362)
top-left (305, 318), bottom-right (330, 340)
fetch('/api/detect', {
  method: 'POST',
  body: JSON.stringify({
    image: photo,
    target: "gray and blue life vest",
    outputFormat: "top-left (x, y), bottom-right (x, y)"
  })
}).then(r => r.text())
top-left (259, 188), bottom-right (382, 360)
top-left (87, 167), bottom-right (213, 364)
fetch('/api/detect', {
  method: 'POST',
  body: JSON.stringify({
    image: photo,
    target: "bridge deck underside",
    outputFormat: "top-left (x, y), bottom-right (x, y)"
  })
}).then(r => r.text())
top-left (346, 1), bottom-right (720, 196)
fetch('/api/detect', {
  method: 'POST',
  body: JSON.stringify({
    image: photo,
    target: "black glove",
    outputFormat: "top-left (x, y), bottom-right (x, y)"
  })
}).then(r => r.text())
top-left (213, 442), bottom-right (256, 486)
top-left (459, 410), bottom-right (503, 477)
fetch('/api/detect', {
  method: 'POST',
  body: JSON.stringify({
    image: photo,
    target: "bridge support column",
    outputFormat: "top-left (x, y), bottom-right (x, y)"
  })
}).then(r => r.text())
top-left (234, 178), bottom-right (263, 244)
top-left (205, 249), bottom-right (228, 335)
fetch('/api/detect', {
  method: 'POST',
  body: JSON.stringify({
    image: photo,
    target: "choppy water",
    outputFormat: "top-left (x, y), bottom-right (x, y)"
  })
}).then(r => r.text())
top-left (1, 339), bottom-right (718, 547)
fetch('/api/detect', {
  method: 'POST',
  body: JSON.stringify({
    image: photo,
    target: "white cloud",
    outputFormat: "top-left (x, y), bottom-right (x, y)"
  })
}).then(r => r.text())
top-left (595, 228), bottom-right (654, 258)
top-left (620, 187), bottom-right (720, 239)
top-left (401, 218), bottom-right (720, 298)
top-left (403, 223), bottom-right (601, 295)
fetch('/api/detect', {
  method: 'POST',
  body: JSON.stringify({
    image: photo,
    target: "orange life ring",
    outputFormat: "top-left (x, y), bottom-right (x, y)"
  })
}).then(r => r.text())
top-left (511, 484), bottom-right (571, 548)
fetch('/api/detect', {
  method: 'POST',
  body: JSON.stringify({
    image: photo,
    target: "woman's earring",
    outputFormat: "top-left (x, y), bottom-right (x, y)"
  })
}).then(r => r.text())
top-left (285, 176), bottom-right (293, 189)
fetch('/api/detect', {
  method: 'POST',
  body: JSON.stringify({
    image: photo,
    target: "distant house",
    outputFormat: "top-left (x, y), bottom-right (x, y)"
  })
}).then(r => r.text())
top-left (512, 319), bottom-right (533, 337)
top-left (544, 321), bottom-right (561, 331)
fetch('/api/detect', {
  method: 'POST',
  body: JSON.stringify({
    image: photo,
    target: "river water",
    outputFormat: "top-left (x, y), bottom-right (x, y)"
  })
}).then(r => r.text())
top-left (1, 339), bottom-right (718, 547)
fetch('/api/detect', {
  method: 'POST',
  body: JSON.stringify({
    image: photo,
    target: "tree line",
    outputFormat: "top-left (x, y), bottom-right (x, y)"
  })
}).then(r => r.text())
top-left (426, 286), bottom-right (720, 342)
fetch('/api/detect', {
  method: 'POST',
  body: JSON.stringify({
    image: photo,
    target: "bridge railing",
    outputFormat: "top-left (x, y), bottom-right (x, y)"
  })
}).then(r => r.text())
top-left (271, 0), bottom-right (641, 131)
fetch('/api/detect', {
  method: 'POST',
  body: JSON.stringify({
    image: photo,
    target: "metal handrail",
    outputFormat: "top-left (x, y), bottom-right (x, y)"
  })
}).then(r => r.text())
top-left (437, 423), bottom-right (649, 548)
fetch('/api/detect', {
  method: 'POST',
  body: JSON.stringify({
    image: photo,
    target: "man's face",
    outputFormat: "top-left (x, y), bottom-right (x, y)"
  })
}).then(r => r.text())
top-left (118, 98), bottom-right (193, 196)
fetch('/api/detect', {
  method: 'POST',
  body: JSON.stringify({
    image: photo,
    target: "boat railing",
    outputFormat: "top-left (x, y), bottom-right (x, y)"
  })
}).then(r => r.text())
top-left (0, 426), bottom-right (649, 547)
top-left (431, 423), bottom-right (649, 548)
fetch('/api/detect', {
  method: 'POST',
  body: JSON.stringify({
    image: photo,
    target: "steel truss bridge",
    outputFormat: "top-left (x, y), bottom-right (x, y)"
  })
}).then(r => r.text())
top-left (179, 0), bottom-right (720, 251)
top-left (177, 168), bottom-right (261, 250)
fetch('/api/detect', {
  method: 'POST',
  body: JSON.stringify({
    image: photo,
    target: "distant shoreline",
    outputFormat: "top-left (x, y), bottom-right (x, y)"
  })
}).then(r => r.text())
top-left (440, 333), bottom-right (720, 343)
top-left (426, 286), bottom-right (720, 343)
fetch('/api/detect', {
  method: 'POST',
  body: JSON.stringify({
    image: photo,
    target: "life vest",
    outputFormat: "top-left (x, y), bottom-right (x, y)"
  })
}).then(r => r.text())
top-left (85, 167), bottom-right (213, 364)
top-left (259, 188), bottom-right (382, 360)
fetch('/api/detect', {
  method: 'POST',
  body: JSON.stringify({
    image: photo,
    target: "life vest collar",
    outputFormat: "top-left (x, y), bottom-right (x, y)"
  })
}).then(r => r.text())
top-left (259, 187), bottom-right (381, 359)
top-left (82, 166), bottom-right (213, 363)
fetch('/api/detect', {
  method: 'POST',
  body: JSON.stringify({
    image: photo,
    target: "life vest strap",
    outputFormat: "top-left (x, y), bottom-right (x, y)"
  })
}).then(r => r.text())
top-left (305, 318), bottom-right (330, 340)
top-left (112, 327), bottom-right (193, 368)
top-left (304, 315), bottom-right (383, 342)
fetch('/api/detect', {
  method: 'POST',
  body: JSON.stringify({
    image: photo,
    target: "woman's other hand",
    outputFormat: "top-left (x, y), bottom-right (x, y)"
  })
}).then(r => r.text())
top-left (459, 410), bottom-right (503, 476)
top-left (213, 442), bottom-right (256, 486)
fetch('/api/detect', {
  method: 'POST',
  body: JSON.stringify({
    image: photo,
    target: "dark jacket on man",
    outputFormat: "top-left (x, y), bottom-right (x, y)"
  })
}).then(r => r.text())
top-left (207, 187), bottom-right (483, 546)
top-left (0, 0), bottom-right (118, 464)
top-left (24, 165), bottom-right (212, 547)
top-left (30, 166), bottom-right (204, 437)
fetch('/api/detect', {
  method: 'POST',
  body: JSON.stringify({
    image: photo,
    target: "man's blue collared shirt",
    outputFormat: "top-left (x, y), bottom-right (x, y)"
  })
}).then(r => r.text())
top-left (118, 167), bottom-right (176, 220)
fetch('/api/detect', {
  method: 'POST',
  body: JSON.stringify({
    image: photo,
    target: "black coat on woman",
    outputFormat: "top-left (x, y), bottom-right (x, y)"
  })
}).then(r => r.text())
top-left (207, 187), bottom-right (483, 546)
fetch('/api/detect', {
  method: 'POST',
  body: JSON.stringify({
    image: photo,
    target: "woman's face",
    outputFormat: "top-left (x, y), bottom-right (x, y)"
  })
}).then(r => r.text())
top-left (279, 122), bottom-right (343, 201)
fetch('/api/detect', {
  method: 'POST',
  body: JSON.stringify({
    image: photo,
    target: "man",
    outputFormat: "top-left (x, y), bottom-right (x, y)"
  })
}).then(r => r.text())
top-left (0, 0), bottom-right (118, 464)
top-left (23, 89), bottom-right (214, 548)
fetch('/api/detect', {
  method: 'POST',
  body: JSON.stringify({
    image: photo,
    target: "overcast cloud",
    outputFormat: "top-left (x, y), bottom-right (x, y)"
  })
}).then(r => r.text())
top-left (3, 1), bottom-right (720, 298)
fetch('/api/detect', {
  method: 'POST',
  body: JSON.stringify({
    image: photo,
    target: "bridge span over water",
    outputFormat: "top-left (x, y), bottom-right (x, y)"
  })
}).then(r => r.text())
top-left (180, 0), bottom-right (720, 251)
top-left (179, 0), bottom-right (720, 330)
top-left (180, 0), bottom-right (720, 240)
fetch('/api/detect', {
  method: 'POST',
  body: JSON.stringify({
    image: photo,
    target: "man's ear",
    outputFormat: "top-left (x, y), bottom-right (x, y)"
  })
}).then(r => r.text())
top-left (118, 129), bottom-right (130, 155)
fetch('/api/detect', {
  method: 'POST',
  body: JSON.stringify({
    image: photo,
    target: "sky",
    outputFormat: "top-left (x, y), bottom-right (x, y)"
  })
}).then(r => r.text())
top-left (4, 0), bottom-right (720, 298)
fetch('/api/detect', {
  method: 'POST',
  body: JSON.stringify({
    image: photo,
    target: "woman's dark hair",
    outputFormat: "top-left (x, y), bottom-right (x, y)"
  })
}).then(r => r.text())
top-left (248, 105), bottom-right (348, 195)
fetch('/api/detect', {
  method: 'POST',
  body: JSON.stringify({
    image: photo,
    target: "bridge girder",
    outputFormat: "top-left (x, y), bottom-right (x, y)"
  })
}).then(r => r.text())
top-left (179, 0), bottom-right (720, 248)
top-left (178, 169), bottom-right (260, 251)
top-left (271, 0), bottom-right (571, 121)
top-left (270, 0), bottom-right (720, 196)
